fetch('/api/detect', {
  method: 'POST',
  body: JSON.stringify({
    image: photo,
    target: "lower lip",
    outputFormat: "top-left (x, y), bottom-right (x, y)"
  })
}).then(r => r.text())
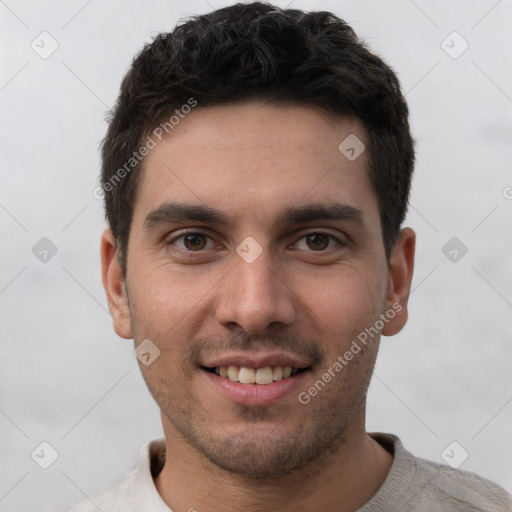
top-left (201, 369), bottom-right (309, 406)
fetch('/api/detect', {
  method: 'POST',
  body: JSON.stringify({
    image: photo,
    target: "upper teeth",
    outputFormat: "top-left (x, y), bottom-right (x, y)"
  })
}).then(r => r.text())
top-left (214, 365), bottom-right (297, 384)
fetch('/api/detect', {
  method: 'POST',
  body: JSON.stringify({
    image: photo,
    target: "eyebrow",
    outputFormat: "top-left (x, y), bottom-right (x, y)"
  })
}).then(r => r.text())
top-left (144, 203), bottom-right (233, 231)
top-left (275, 203), bottom-right (365, 228)
top-left (143, 201), bottom-right (366, 232)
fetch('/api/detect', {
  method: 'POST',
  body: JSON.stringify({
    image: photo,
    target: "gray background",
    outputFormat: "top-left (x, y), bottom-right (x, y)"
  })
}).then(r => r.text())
top-left (1, 0), bottom-right (511, 510)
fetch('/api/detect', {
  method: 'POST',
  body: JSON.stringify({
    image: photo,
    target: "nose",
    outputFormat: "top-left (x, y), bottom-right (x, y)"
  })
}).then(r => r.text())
top-left (215, 251), bottom-right (297, 335)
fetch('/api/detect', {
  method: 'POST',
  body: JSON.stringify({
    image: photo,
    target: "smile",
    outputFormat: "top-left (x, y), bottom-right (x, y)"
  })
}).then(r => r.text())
top-left (203, 365), bottom-right (304, 384)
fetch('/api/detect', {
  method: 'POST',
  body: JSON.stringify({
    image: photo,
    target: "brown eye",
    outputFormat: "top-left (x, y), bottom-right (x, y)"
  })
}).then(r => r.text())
top-left (168, 232), bottom-right (214, 252)
top-left (290, 232), bottom-right (343, 253)
top-left (305, 233), bottom-right (330, 250)
top-left (183, 234), bottom-right (207, 250)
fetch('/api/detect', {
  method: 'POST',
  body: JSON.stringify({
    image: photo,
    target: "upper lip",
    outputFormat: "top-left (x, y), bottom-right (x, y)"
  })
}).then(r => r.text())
top-left (200, 352), bottom-right (312, 369)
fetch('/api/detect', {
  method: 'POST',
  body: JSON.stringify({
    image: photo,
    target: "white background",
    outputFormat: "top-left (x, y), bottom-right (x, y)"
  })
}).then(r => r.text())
top-left (1, 1), bottom-right (511, 510)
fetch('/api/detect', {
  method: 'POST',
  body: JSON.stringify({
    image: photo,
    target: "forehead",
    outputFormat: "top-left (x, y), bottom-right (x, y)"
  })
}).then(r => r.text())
top-left (133, 102), bottom-right (379, 231)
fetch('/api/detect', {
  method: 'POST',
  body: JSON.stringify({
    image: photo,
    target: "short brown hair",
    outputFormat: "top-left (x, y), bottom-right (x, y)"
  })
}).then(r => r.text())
top-left (100, 2), bottom-right (415, 272)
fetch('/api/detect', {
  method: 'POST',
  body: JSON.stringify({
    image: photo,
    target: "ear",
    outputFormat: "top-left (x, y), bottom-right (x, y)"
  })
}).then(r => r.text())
top-left (100, 229), bottom-right (132, 339)
top-left (381, 227), bottom-right (415, 336)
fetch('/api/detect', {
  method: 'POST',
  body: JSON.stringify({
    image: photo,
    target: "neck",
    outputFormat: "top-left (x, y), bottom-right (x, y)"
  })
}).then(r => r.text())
top-left (154, 413), bottom-right (393, 512)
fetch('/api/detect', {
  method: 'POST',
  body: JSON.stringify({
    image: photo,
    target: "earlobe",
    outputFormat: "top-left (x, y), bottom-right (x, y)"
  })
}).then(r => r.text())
top-left (100, 229), bottom-right (133, 339)
top-left (381, 227), bottom-right (416, 337)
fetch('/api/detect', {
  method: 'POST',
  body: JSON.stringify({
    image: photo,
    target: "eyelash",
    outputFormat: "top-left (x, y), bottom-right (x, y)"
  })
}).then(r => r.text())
top-left (165, 230), bottom-right (344, 253)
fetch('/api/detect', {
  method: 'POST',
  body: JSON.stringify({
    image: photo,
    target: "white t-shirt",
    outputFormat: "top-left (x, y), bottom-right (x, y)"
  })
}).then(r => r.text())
top-left (69, 433), bottom-right (511, 511)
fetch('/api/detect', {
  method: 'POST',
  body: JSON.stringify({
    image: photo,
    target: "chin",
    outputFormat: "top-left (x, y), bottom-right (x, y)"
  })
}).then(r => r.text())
top-left (184, 421), bottom-right (348, 478)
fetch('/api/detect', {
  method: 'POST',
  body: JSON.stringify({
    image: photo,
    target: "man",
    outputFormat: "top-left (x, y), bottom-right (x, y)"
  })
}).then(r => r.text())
top-left (71, 2), bottom-right (511, 511)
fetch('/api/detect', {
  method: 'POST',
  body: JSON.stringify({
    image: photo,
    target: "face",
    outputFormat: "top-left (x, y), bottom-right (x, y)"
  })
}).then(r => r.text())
top-left (102, 102), bottom-right (414, 477)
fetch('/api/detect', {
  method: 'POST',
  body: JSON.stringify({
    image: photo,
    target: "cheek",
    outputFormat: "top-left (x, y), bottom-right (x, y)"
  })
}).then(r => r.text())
top-left (296, 265), bottom-right (386, 352)
top-left (128, 265), bottom-right (218, 343)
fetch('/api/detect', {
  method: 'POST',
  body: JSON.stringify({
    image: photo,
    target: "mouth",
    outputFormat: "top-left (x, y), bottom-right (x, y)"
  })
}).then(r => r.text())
top-left (199, 352), bottom-right (314, 406)
top-left (202, 365), bottom-right (309, 385)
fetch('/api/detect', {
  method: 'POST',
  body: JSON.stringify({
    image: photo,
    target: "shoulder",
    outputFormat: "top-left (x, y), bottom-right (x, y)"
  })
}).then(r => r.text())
top-left (68, 470), bottom-right (136, 512)
top-left (68, 439), bottom-right (167, 512)
top-left (414, 456), bottom-right (511, 511)
top-left (367, 433), bottom-right (511, 512)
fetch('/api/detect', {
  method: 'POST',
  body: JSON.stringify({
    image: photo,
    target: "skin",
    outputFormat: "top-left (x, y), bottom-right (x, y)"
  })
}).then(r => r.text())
top-left (102, 102), bottom-right (415, 512)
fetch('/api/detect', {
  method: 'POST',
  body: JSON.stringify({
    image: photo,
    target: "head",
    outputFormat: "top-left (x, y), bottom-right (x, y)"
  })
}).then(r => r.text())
top-left (101, 2), bottom-right (415, 478)
top-left (101, 2), bottom-right (414, 272)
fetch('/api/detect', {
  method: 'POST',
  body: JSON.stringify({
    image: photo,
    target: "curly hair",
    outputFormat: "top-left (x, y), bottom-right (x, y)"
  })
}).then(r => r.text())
top-left (101, 2), bottom-right (414, 272)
